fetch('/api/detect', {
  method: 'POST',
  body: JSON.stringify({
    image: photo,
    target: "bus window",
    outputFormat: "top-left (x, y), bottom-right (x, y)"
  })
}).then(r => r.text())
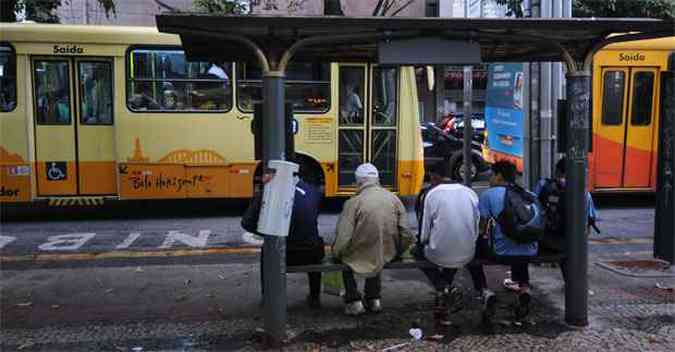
top-left (630, 71), bottom-right (654, 126)
top-left (601, 70), bottom-right (625, 125)
top-left (339, 67), bottom-right (365, 125)
top-left (127, 48), bottom-right (232, 112)
top-left (34, 60), bottom-right (71, 125)
top-left (0, 45), bottom-right (16, 113)
top-left (79, 61), bottom-right (113, 125)
top-left (372, 67), bottom-right (398, 126)
top-left (236, 62), bottom-right (330, 113)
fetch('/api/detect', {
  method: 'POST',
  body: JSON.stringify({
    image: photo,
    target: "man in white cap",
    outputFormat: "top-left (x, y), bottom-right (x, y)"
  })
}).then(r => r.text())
top-left (334, 163), bottom-right (414, 316)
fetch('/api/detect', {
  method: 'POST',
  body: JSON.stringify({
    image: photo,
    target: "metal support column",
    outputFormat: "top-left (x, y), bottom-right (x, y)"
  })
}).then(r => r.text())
top-left (262, 71), bottom-right (287, 346)
top-left (463, 65), bottom-right (473, 186)
top-left (540, 0), bottom-right (553, 178)
top-left (564, 72), bottom-right (591, 326)
top-left (654, 70), bottom-right (675, 265)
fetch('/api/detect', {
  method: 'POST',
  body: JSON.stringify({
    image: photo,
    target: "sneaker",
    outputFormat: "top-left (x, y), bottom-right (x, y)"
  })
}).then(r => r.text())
top-left (515, 290), bottom-right (531, 321)
top-left (481, 289), bottom-right (497, 323)
top-left (345, 301), bottom-right (365, 316)
top-left (503, 278), bottom-right (520, 292)
top-left (365, 299), bottom-right (382, 313)
top-left (445, 287), bottom-right (463, 313)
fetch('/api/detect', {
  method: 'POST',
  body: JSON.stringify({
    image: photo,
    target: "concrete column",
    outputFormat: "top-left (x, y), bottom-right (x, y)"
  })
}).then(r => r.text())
top-left (262, 71), bottom-right (287, 346)
top-left (564, 72), bottom-right (591, 326)
top-left (463, 65), bottom-right (473, 186)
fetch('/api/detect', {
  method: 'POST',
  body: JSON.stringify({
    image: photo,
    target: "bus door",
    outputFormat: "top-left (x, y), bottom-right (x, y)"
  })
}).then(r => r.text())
top-left (368, 66), bottom-right (399, 189)
top-left (337, 64), bottom-right (399, 190)
top-left (595, 67), bottom-right (658, 189)
top-left (33, 57), bottom-right (116, 196)
top-left (337, 64), bottom-right (368, 189)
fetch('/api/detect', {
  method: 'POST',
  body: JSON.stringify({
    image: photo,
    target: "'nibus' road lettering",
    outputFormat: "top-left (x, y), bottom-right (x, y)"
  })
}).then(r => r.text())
top-left (53, 44), bottom-right (84, 55)
top-left (619, 53), bottom-right (646, 62)
top-left (0, 236), bottom-right (17, 249)
top-left (38, 233), bottom-right (96, 251)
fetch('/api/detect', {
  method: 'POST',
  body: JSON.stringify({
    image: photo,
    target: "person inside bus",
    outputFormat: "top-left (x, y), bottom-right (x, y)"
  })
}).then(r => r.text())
top-left (37, 87), bottom-right (70, 124)
top-left (242, 165), bottom-right (325, 309)
top-left (82, 65), bottom-right (112, 124)
top-left (334, 163), bottom-right (414, 316)
top-left (128, 82), bottom-right (161, 111)
top-left (340, 83), bottom-right (363, 124)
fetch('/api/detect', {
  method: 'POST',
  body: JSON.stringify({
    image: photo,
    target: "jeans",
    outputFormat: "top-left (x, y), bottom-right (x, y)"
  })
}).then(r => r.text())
top-left (422, 265), bottom-right (488, 292)
top-left (342, 271), bottom-right (381, 303)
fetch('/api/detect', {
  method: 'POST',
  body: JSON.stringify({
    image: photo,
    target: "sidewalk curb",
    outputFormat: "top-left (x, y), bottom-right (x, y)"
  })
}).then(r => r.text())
top-left (595, 262), bottom-right (675, 279)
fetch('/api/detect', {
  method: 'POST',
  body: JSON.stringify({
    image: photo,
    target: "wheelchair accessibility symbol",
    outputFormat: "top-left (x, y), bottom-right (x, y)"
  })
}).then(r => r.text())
top-left (46, 162), bottom-right (67, 181)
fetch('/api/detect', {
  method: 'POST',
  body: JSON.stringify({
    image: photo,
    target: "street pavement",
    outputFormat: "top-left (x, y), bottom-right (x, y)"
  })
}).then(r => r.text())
top-left (1, 193), bottom-right (673, 351)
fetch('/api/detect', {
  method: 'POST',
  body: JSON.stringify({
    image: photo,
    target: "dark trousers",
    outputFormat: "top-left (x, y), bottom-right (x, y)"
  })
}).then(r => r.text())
top-left (474, 235), bottom-right (530, 286)
top-left (260, 239), bottom-right (324, 299)
top-left (422, 265), bottom-right (488, 292)
top-left (342, 271), bottom-right (381, 303)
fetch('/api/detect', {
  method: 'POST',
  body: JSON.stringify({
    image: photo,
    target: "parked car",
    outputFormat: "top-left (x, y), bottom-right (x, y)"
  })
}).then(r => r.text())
top-left (421, 121), bottom-right (489, 181)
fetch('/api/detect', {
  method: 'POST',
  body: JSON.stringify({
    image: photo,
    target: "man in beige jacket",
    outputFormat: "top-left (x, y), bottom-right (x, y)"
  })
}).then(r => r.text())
top-left (334, 163), bottom-right (414, 316)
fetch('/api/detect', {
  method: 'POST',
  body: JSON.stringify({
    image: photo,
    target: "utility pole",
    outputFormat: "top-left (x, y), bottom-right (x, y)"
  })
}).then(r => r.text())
top-left (84, 0), bottom-right (90, 24)
top-left (540, 0), bottom-right (553, 179)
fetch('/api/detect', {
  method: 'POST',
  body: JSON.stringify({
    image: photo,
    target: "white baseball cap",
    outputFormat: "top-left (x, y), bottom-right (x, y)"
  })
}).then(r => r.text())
top-left (355, 163), bottom-right (379, 179)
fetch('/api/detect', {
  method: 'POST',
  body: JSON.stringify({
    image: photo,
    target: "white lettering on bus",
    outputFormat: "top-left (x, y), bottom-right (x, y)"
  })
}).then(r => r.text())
top-left (115, 232), bottom-right (141, 250)
top-left (0, 235), bottom-right (17, 249)
top-left (53, 45), bottom-right (84, 55)
top-left (159, 230), bottom-right (211, 249)
top-left (619, 53), bottom-right (646, 62)
top-left (38, 233), bottom-right (96, 251)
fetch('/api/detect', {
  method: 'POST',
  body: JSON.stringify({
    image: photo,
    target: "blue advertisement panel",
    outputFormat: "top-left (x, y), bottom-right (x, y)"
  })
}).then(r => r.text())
top-left (485, 63), bottom-right (525, 158)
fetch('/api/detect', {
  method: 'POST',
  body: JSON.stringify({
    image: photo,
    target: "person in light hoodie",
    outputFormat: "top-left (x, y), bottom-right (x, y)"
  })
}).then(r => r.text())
top-left (416, 164), bottom-right (494, 324)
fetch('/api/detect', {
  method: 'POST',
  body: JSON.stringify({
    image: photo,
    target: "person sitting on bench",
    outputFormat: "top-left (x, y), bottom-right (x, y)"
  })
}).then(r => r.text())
top-left (416, 163), bottom-right (494, 325)
top-left (242, 168), bottom-right (325, 309)
top-left (334, 163), bottom-right (414, 316)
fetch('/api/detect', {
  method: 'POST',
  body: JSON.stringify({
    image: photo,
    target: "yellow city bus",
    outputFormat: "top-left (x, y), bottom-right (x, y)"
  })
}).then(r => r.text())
top-left (0, 23), bottom-right (424, 204)
top-left (590, 36), bottom-right (674, 192)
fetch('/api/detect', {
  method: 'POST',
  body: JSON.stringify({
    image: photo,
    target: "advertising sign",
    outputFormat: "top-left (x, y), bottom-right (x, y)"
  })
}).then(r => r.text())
top-left (485, 63), bottom-right (525, 158)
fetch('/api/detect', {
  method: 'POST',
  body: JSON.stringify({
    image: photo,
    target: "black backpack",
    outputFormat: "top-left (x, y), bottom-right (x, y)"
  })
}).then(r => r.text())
top-left (538, 179), bottom-right (566, 237)
top-left (496, 184), bottom-right (545, 244)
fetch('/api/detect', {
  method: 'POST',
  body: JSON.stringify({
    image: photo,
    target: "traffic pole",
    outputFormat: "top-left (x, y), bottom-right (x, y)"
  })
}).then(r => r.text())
top-left (564, 72), bottom-right (590, 326)
top-left (462, 65), bottom-right (473, 186)
top-left (262, 70), bottom-right (287, 346)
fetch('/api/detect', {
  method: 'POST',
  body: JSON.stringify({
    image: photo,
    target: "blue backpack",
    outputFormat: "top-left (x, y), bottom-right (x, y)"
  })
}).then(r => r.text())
top-left (497, 184), bottom-right (545, 244)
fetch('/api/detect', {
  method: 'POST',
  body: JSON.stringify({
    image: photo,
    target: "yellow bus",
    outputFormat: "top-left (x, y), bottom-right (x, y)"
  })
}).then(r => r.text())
top-left (0, 23), bottom-right (424, 204)
top-left (591, 36), bottom-right (674, 192)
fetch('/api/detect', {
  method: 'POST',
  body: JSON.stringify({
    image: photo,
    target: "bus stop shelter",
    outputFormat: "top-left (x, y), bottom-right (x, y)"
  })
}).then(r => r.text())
top-left (156, 14), bottom-right (675, 346)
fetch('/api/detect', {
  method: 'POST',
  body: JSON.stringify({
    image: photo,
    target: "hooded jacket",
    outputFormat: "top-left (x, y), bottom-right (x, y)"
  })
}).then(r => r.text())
top-left (334, 183), bottom-right (414, 276)
top-left (420, 183), bottom-right (479, 268)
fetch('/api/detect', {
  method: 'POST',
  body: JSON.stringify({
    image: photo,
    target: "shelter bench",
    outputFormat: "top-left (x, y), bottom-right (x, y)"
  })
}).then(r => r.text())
top-left (287, 252), bottom-right (566, 273)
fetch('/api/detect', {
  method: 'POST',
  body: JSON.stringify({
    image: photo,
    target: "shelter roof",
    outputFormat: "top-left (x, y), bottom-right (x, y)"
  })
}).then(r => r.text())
top-left (156, 14), bottom-right (675, 64)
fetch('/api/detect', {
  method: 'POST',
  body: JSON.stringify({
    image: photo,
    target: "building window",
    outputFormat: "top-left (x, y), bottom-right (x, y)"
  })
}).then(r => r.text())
top-left (127, 48), bottom-right (232, 112)
top-left (237, 62), bottom-right (330, 113)
top-left (0, 45), bottom-right (16, 113)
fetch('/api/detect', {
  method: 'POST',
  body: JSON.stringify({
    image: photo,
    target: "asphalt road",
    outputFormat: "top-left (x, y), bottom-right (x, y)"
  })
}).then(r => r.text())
top-left (0, 191), bottom-right (658, 269)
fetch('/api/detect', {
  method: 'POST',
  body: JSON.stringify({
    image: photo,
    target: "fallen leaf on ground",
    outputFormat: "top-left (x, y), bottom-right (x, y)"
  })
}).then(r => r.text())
top-left (185, 279), bottom-right (191, 286)
top-left (135, 267), bottom-right (144, 273)
top-left (105, 289), bottom-right (114, 294)
top-left (426, 334), bottom-right (444, 341)
top-left (218, 275), bottom-right (226, 280)
top-left (51, 304), bottom-right (60, 309)
top-left (17, 342), bottom-right (35, 350)
top-left (15, 302), bottom-right (32, 307)
top-left (656, 282), bottom-right (674, 291)
top-left (175, 294), bottom-right (188, 302)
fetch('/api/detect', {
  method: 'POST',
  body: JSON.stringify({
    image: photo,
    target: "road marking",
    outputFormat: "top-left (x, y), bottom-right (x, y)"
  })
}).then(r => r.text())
top-left (159, 230), bottom-right (211, 249)
top-left (0, 236), bottom-right (17, 249)
top-left (1, 247), bottom-right (261, 263)
top-left (37, 233), bottom-right (96, 251)
top-left (115, 232), bottom-right (141, 250)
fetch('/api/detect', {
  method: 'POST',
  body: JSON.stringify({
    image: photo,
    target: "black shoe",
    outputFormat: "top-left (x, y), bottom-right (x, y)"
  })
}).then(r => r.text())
top-left (481, 289), bottom-right (497, 325)
top-left (307, 295), bottom-right (321, 310)
top-left (515, 291), bottom-right (531, 321)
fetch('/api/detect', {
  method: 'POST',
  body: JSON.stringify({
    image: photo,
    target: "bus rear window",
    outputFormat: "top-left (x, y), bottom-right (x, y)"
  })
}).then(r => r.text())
top-left (631, 71), bottom-right (654, 126)
top-left (0, 45), bottom-right (17, 113)
top-left (237, 62), bottom-right (330, 113)
top-left (127, 48), bottom-right (232, 113)
top-left (601, 71), bottom-right (625, 126)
